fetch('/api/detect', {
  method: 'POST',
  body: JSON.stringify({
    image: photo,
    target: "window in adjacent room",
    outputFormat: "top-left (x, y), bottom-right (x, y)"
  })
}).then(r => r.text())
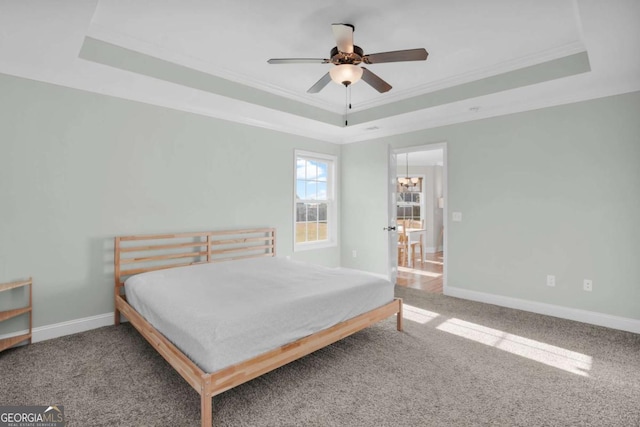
top-left (294, 150), bottom-right (337, 251)
top-left (397, 177), bottom-right (423, 223)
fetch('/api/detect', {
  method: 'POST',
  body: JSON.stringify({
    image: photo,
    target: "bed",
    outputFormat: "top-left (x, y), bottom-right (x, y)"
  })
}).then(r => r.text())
top-left (114, 228), bottom-right (403, 427)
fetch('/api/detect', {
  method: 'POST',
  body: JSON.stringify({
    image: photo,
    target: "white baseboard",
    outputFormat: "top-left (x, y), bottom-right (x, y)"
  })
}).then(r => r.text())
top-left (0, 312), bottom-right (114, 345)
top-left (3, 291), bottom-right (637, 347)
top-left (445, 286), bottom-right (640, 334)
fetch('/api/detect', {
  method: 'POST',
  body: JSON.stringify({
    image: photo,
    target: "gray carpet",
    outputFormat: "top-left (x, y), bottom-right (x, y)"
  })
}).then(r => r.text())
top-left (1, 287), bottom-right (639, 426)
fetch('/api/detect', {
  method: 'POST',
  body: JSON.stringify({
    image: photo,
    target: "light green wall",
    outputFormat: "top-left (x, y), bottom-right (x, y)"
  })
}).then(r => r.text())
top-left (342, 91), bottom-right (640, 320)
top-left (2, 70), bottom-right (638, 333)
top-left (0, 73), bottom-right (340, 332)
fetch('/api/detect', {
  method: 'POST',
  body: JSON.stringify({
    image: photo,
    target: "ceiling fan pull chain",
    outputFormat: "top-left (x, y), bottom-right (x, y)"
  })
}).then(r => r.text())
top-left (344, 84), bottom-right (348, 126)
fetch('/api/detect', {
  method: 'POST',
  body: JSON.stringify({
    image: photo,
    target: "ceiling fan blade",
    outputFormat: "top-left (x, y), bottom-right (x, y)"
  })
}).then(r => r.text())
top-left (364, 48), bottom-right (428, 64)
top-left (332, 23), bottom-right (354, 53)
top-left (307, 72), bottom-right (332, 93)
top-left (361, 67), bottom-right (392, 93)
top-left (267, 58), bottom-right (329, 64)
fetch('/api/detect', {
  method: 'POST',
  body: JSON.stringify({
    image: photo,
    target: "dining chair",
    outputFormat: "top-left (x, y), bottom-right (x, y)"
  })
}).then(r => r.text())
top-left (398, 225), bottom-right (422, 267)
top-left (398, 233), bottom-right (408, 267)
top-left (406, 220), bottom-right (423, 265)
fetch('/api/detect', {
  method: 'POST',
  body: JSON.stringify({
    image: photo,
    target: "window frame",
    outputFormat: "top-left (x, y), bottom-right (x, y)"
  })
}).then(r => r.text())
top-left (293, 150), bottom-right (337, 252)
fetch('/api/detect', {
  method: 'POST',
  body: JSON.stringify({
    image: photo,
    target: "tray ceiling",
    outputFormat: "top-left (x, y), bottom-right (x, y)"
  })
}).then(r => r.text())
top-left (1, 1), bottom-right (639, 143)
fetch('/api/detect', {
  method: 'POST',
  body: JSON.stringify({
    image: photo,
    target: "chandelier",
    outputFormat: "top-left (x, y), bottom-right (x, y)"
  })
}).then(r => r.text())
top-left (398, 153), bottom-right (419, 190)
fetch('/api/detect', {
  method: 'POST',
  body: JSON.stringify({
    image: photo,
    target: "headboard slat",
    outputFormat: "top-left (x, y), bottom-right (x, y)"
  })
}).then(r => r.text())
top-left (120, 241), bottom-right (207, 253)
top-left (114, 228), bottom-right (276, 288)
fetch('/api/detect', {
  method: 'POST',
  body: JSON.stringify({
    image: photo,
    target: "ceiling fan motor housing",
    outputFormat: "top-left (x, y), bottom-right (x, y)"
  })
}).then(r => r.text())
top-left (330, 46), bottom-right (364, 65)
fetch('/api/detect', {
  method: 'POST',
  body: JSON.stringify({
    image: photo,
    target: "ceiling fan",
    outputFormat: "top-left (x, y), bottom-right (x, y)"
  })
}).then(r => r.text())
top-left (267, 23), bottom-right (428, 94)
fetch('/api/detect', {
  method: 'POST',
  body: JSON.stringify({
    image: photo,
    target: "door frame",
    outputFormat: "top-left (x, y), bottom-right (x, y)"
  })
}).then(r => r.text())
top-left (390, 142), bottom-right (448, 292)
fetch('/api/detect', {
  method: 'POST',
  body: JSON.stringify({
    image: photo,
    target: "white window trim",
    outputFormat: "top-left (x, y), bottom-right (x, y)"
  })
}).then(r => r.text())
top-left (294, 150), bottom-right (338, 252)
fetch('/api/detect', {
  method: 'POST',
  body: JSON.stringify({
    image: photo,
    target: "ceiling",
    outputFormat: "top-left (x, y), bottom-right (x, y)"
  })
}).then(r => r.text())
top-left (1, 1), bottom-right (639, 143)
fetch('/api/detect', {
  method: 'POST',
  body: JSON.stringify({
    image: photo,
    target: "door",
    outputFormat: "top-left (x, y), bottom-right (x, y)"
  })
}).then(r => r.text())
top-left (387, 146), bottom-right (398, 283)
top-left (388, 143), bottom-right (448, 293)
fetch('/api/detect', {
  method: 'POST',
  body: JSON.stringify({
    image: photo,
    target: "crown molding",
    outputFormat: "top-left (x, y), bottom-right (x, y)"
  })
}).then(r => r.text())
top-left (85, 23), bottom-right (342, 114)
top-left (84, 25), bottom-right (586, 119)
top-left (339, 75), bottom-right (640, 144)
top-left (351, 40), bottom-right (587, 112)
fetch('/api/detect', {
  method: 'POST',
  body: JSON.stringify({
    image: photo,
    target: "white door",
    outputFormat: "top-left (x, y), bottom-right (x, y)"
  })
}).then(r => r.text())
top-left (387, 146), bottom-right (398, 283)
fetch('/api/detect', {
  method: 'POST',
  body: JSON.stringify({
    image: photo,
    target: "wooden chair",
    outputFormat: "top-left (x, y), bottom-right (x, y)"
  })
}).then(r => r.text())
top-left (405, 220), bottom-right (424, 265)
top-left (398, 233), bottom-right (408, 267)
top-left (398, 226), bottom-right (422, 267)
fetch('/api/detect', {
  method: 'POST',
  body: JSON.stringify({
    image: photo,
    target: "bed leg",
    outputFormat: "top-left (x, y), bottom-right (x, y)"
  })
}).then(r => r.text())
top-left (396, 298), bottom-right (404, 331)
top-left (114, 308), bottom-right (120, 326)
top-left (201, 391), bottom-right (212, 427)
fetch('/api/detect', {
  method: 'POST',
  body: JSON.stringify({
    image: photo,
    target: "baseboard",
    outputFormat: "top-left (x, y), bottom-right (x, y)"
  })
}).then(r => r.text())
top-left (445, 286), bottom-right (640, 334)
top-left (0, 312), bottom-right (114, 346)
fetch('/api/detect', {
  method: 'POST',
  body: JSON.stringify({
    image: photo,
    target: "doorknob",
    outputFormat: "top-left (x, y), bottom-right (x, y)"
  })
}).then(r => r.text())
top-left (383, 226), bottom-right (397, 231)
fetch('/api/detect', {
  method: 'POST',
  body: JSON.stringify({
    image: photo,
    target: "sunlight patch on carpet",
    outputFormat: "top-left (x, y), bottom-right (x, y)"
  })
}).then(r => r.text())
top-left (436, 318), bottom-right (592, 376)
top-left (402, 304), bottom-right (440, 324)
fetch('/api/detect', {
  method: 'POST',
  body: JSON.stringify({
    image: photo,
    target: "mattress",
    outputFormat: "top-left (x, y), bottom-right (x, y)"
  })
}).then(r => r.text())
top-left (124, 256), bottom-right (394, 373)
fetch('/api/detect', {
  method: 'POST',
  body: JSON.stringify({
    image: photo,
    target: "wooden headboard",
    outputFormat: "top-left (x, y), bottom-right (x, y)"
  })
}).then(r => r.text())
top-left (114, 228), bottom-right (276, 295)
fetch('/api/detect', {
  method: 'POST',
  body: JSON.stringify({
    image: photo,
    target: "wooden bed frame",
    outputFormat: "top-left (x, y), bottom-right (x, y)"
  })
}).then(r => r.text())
top-left (114, 227), bottom-right (403, 427)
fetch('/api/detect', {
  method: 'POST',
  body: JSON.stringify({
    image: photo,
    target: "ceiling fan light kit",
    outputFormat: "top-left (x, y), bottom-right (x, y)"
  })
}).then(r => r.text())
top-left (329, 64), bottom-right (363, 86)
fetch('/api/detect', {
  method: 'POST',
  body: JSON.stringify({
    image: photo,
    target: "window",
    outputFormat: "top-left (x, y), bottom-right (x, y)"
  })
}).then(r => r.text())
top-left (397, 177), bottom-right (423, 222)
top-left (294, 151), bottom-right (336, 251)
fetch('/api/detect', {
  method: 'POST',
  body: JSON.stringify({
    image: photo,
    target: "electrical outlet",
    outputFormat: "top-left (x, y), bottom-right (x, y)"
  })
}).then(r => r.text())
top-left (452, 212), bottom-right (462, 222)
top-left (546, 275), bottom-right (556, 287)
top-left (352, 250), bottom-right (357, 258)
top-left (583, 279), bottom-right (593, 292)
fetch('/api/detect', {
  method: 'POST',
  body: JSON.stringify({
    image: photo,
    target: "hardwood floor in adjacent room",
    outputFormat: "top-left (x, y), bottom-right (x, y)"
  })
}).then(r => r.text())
top-left (396, 251), bottom-right (443, 293)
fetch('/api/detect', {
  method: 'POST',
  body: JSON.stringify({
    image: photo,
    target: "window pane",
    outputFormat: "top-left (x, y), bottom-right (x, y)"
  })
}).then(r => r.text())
top-left (296, 159), bottom-right (306, 179)
top-left (316, 182), bottom-right (327, 200)
top-left (296, 203), bottom-right (307, 221)
top-left (306, 222), bottom-right (318, 242)
top-left (306, 181), bottom-right (317, 200)
top-left (316, 162), bottom-right (328, 182)
top-left (306, 161), bottom-right (319, 180)
top-left (296, 222), bottom-right (307, 243)
top-left (308, 203), bottom-right (319, 221)
top-left (318, 203), bottom-right (327, 221)
top-left (318, 222), bottom-right (328, 240)
top-left (296, 180), bottom-right (306, 200)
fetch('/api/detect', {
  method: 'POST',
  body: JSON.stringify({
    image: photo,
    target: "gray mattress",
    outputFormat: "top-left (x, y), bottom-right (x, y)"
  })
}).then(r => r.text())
top-left (124, 257), bottom-right (394, 373)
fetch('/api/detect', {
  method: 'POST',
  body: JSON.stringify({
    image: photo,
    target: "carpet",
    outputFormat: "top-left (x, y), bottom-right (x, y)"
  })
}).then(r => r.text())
top-left (1, 286), bottom-right (639, 426)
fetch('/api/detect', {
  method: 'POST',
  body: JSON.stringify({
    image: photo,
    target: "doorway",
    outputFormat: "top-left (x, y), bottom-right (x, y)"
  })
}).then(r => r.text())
top-left (391, 144), bottom-right (447, 294)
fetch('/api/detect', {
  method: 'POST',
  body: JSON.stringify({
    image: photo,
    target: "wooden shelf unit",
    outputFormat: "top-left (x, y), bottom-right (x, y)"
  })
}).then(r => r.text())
top-left (0, 278), bottom-right (33, 352)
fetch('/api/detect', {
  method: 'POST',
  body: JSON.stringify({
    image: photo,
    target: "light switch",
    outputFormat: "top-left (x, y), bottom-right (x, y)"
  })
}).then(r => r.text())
top-left (452, 212), bottom-right (462, 222)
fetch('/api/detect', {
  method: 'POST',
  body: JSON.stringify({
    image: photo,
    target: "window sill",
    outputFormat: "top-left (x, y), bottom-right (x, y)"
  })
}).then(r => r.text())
top-left (294, 240), bottom-right (337, 252)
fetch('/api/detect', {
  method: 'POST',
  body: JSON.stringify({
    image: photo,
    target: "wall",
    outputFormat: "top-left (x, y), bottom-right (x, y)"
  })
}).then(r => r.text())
top-left (0, 73), bottom-right (340, 334)
top-left (342, 91), bottom-right (640, 325)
